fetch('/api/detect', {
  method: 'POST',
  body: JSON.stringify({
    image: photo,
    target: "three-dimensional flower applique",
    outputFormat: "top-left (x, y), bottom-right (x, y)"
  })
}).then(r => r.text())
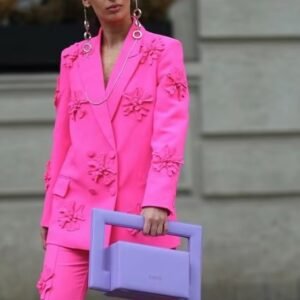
top-left (164, 68), bottom-right (188, 101)
top-left (36, 266), bottom-right (54, 299)
top-left (140, 38), bottom-right (165, 65)
top-left (68, 90), bottom-right (89, 121)
top-left (63, 45), bottom-right (80, 68)
top-left (87, 153), bottom-right (117, 187)
top-left (152, 145), bottom-right (184, 177)
top-left (122, 88), bottom-right (153, 121)
top-left (43, 160), bottom-right (51, 191)
top-left (58, 201), bottom-right (85, 231)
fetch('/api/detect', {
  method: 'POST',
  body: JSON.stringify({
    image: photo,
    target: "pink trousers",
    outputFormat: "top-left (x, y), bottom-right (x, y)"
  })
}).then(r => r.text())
top-left (36, 244), bottom-right (89, 300)
top-left (36, 243), bottom-right (177, 300)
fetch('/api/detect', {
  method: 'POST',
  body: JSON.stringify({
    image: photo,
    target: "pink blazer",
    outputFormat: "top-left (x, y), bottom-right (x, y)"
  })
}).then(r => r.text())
top-left (40, 20), bottom-right (190, 250)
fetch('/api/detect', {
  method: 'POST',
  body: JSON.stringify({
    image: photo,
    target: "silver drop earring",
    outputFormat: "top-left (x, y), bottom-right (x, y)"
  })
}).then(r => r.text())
top-left (82, 6), bottom-right (93, 54)
top-left (132, 0), bottom-right (143, 39)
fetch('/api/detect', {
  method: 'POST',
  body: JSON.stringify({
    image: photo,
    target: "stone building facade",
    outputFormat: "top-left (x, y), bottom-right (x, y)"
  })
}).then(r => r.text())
top-left (1, 0), bottom-right (300, 299)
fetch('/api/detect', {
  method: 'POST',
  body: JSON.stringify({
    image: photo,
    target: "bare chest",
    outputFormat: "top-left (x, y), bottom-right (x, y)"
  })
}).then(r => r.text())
top-left (101, 45), bottom-right (122, 89)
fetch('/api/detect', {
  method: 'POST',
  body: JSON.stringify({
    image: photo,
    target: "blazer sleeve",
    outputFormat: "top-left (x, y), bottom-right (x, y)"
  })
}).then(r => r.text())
top-left (40, 48), bottom-right (71, 228)
top-left (141, 39), bottom-right (190, 216)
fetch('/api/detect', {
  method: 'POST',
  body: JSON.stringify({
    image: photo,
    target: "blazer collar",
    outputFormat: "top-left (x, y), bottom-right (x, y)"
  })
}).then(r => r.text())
top-left (77, 19), bottom-right (146, 149)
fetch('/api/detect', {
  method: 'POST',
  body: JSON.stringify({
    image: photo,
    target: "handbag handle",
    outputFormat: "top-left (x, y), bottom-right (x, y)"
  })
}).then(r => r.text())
top-left (89, 208), bottom-right (202, 299)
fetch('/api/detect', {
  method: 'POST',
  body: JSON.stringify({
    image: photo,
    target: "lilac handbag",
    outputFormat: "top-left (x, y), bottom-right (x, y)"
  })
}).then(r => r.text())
top-left (88, 209), bottom-right (202, 300)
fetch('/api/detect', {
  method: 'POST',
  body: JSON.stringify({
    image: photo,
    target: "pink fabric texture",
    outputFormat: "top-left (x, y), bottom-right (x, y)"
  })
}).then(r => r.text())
top-left (36, 244), bottom-right (89, 300)
top-left (36, 244), bottom-right (177, 300)
top-left (39, 19), bottom-right (190, 250)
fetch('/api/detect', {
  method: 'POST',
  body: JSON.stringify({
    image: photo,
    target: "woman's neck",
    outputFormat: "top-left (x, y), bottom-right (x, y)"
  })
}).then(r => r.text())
top-left (100, 16), bottom-right (132, 48)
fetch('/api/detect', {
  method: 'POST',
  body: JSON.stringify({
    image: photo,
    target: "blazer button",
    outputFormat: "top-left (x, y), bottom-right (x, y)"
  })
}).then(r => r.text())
top-left (87, 151), bottom-right (96, 158)
top-left (89, 188), bottom-right (97, 196)
top-left (108, 151), bottom-right (116, 159)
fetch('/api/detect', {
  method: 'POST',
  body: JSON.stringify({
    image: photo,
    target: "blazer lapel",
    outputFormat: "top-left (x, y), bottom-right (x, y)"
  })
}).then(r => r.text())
top-left (105, 23), bottom-right (145, 121)
top-left (77, 27), bottom-right (115, 148)
top-left (77, 21), bottom-right (145, 149)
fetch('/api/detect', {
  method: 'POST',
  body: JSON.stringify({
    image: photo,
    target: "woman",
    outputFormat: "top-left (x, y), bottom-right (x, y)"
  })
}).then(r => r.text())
top-left (36, 0), bottom-right (190, 299)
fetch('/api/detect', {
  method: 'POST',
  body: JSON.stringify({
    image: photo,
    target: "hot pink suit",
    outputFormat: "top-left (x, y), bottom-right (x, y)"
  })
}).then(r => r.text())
top-left (40, 21), bottom-right (190, 251)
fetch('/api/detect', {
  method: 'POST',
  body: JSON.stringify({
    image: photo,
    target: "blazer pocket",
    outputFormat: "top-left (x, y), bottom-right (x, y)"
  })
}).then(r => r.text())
top-left (52, 176), bottom-right (71, 198)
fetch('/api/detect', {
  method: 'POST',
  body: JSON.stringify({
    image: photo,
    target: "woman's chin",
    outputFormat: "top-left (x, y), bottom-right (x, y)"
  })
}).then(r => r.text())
top-left (105, 13), bottom-right (128, 23)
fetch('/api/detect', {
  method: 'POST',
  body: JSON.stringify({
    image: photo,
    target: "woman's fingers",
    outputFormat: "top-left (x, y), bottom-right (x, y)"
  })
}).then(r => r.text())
top-left (141, 207), bottom-right (168, 236)
top-left (143, 218), bottom-right (152, 235)
top-left (150, 221), bottom-right (159, 236)
top-left (156, 221), bottom-right (165, 236)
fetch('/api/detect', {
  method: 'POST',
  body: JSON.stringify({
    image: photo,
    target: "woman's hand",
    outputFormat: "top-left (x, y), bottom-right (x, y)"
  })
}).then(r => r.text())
top-left (140, 207), bottom-right (169, 236)
top-left (40, 227), bottom-right (48, 250)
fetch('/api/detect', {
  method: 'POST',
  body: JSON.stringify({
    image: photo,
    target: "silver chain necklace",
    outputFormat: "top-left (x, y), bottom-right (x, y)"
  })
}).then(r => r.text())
top-left (84, 39), bottom-right (138, 106)
top-left (81, 20), bottom-right (142, 106)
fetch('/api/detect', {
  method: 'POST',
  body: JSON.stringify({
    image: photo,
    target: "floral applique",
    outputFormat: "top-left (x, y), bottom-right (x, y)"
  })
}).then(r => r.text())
top-left (152, 145), bottom-right (184, 177)
top-left (36, 266), bottom-right (54, 299)
top-left (68, 90), bottom-right (89, 121)
top-left (164, 68), bottom-right (188, 101)
top-left (58, 201), bottom-right (85, 231)
top-left (87, 152), bottom-right (117, 188)
top-left (140, 38), bottom-right (165, 65)
top-left (44, 160), bottom-right (51, 191)
top-left (62, 44), bottom-right (80, 68)
top-left (122, 88), bottom-right (153, 121)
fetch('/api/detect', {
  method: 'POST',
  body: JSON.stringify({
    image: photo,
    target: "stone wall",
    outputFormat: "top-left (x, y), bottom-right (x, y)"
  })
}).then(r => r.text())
top-left (190, 0), bottom-right (300, 299)
top-left (1, 0), bottom-right (300, 298)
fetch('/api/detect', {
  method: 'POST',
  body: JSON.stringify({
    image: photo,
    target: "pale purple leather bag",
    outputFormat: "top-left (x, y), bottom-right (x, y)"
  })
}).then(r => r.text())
top-left (88, 209), bottom-right (202, 300)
